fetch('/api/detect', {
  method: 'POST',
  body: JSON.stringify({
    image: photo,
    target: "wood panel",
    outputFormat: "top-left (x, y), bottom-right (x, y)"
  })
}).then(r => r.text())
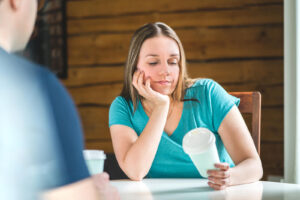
top-left (85, 139), bottom-right (114, 153)
top-left (68, 26), bottom-right (283, 66)
top-left (63, 59), bottom-right (283, 87)
top-left (260, 142), bottom-right (283, 179)
top-left (67, 0), bottom-right (282, 18)
top-left (188, 59), bottom-right (283, 85)
top-left (223, 84), bottom-right (283, 107)
top-left (68, 4), bottom-right (282, 34)
top-left (78, 107), bottom-right (109, 140)
top-left (63, 66), bottom-right (124, 87)
top-left (69, 83), bottom-right (122, 106)
top-left (261, 107), bottom-right (283, 141)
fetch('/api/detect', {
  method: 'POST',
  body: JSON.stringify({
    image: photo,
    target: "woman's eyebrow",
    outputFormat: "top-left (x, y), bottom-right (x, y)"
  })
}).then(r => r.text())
top-left (170, 54), bottom-right (180, 57)
top-left (146, 54), bottom-right (179, 57)
top-left (145, 54), bottom-right (159, 57)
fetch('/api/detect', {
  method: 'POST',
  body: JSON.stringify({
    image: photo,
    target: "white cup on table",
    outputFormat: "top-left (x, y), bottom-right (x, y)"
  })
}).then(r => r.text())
top-left (182, 128), bottom-right (220, 178)
top-left (83, 150), bottom-right (106, 175)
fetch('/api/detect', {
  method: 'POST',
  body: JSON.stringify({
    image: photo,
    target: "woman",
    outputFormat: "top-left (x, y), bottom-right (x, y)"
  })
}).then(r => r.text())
top-left (109, 22), bottom-right (263, 190)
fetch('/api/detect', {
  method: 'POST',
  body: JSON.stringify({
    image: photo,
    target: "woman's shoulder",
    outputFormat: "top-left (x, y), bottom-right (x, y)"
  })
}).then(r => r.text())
top-left (110, 96), bottom-right (135, 113)
top-left (187, 78), bottom-right (218, 90)
top-left (184, 78), bottom-right (223, 101)
top-left (111, 96), bottom-right (130, 107)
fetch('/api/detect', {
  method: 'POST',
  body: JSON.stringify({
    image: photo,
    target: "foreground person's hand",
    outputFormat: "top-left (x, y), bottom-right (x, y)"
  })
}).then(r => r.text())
top-left (92, 172), bottom-right (120, 200)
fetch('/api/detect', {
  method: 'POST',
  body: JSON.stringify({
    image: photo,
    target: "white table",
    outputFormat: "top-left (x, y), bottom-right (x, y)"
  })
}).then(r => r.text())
top-left (111, 178), bottom-right (300, 200)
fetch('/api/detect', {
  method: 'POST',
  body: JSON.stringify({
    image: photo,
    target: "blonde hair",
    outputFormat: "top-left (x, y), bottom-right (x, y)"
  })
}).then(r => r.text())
top-left (120, 22), bottom-right (195, 110)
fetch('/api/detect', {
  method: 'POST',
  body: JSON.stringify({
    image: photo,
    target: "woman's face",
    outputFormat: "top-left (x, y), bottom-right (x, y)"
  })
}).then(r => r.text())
top-left (136, 35), bottom-right (180, 96)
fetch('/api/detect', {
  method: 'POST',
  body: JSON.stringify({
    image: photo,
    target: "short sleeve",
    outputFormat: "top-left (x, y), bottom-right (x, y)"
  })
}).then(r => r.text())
top-left (205, 79), bottom-right (240, 131)
top-left (109, 96), bottom-right (134, 129)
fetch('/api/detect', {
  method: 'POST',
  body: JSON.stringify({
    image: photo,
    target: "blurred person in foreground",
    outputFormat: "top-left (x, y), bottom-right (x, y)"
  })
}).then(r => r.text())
top-left (0, 0), bottom-right (119, 199)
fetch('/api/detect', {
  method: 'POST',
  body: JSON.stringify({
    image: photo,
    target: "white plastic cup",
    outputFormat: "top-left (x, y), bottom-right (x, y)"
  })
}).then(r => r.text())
top-left (182, 128), bottom-right (220, 178)
top-left (83, 150), bottom-right (106, 175)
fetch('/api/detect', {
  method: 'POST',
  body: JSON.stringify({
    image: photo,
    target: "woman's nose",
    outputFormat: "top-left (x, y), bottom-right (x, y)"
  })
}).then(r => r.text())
top-left (159, 62), bottom-right (170, 75)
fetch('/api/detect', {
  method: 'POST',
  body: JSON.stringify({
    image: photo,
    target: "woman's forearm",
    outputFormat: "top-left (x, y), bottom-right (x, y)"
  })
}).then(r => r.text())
top-left (122, 104), bottom-right (169, 180)
top-left (229, 158), bottom-right (263, 186)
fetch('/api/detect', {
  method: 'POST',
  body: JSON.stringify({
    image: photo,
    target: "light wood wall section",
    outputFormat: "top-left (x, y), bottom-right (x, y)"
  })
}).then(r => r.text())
top-left (64, 0), bottom-right (283, 179)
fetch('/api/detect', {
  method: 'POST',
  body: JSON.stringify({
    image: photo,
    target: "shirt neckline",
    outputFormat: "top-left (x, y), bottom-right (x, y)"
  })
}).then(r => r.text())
top-left (138, 99), bottom-right (186, 139)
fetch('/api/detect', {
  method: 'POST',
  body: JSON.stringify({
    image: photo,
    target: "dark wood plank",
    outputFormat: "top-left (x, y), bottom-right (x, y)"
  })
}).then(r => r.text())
top-left (260, 142), bottom-right (283, 179)
top-left (85, 139), bottom-right (114, 153)
top-left (68, 4), bottom-right (283, 34)
top-left (79, 107), bottom-right (110, 140)
top-left (67, 0), bottom-right (282, 18)
top-left (63, 66), bottom-right (124, 87)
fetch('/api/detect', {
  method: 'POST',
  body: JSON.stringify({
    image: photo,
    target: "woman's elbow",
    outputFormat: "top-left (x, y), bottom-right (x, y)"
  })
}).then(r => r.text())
top-left (255, 158), bottom-right (263, 180)
top-left (258, 163), bottom-right (264, 180)
top-left (129, 174), bottom-right (145, 181)
top-left (121, 165), bottom-right (147, 181)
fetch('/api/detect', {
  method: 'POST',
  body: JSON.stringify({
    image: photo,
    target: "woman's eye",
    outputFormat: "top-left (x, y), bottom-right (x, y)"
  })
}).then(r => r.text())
top-left (149, 62), bottom-right (158, 66)
top-left (169, 60), bottom-right (178, 65)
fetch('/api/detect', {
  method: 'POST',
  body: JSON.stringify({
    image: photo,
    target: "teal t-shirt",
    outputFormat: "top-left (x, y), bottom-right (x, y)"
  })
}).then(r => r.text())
top-left (109, 79), bottom-right (240, 178)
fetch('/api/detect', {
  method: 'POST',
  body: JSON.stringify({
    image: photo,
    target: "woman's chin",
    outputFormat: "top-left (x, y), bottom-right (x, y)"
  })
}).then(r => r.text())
top-left (153, 88), bottom-right (173, 96)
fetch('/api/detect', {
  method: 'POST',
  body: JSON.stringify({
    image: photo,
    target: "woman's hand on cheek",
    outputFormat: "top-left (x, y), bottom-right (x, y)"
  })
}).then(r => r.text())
top-left (207, 163), bottom-right (231, 190)
top-left (132, 70), bottom-right (169, 107)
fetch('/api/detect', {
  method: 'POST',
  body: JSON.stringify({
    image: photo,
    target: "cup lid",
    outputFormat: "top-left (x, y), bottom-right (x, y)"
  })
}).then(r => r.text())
top-left (83, 150), bottom-right (106, 160)
top-left (182, 128), bottom-right (216, 155)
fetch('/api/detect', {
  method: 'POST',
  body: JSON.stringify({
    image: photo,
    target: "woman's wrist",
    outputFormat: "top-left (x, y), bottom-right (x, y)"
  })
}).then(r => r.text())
top-left (152, 103), bottom-right (169, 116)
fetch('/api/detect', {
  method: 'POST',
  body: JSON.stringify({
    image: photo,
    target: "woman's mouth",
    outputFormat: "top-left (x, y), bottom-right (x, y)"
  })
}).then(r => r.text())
top-left (157, 80), bottom-right (171, 85)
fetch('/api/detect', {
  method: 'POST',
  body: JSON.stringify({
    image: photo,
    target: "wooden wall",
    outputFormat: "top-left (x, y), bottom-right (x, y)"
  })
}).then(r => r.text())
top-left (64, 0), bottom-right (283, 180)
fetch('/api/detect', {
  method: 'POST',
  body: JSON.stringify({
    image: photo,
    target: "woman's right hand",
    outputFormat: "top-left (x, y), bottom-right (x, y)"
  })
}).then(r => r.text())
top-left (132, 70), bottom-right (170, 108)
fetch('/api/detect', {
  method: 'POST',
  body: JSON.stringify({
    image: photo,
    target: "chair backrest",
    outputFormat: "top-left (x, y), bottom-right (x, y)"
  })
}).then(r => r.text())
top-left (229, 92), bottom-right (261, 155)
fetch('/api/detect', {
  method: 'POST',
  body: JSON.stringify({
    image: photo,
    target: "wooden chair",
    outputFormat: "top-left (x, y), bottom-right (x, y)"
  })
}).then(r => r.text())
top-left (229, 92), bottom-right (261, 155)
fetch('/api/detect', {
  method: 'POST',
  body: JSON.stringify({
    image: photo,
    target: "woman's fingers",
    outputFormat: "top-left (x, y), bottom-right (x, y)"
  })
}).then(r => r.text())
top-left (215, 163), bottom-right (230, 170)
top-left (208, 181), bottom-right (226, 190)
top-left (207, 169), bottom-right (230, 179)
top-left (207, 162), bottom-right (231, 190)
top-left (144, 77), bottom-right (152, 92)
top-left (208, 176), bottom-right (230, 186)
top-left (132, 71), bottom-right (149, 98)
top-left (132, 71), bottom-right (139, 88)
top-left (137, 71), bottom-right (144, 88)
top-left (136, 71), bottom-right (148, 96)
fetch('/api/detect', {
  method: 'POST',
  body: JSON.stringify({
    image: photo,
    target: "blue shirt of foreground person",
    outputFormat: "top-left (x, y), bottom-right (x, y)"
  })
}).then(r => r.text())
top-left (0, 0), bottom-right (119, 200)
